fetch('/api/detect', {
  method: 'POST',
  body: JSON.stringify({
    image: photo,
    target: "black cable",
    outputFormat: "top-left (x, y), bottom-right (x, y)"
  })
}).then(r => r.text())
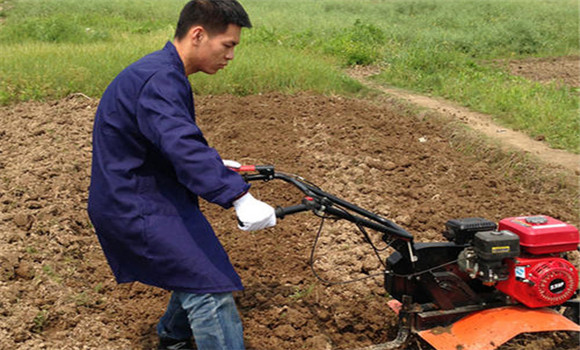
top-left (388, 258), bottom-right (465, 278)
top-left (278, 172), bottom-right (322, 191)
top-left (353, 222), bottom-right (388, 268)
top-left (325, 203), bottom-right (390, 268)
top-left (270, 173), bottom-right (398, 285)
top-left (308, 214), bottom-right (385, 286)
top-left (307, 214), bottom-right (467, 284)
top-left (308, 209), bottom-right (468, 282)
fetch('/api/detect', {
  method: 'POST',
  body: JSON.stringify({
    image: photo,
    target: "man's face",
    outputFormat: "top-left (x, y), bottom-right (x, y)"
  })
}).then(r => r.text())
top-left (194, 24), bottom-right (241, 74)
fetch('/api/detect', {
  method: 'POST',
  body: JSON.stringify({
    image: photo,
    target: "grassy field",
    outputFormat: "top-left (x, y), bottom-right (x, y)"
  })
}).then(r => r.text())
top-left (0, 0), bottom-right (578, 152)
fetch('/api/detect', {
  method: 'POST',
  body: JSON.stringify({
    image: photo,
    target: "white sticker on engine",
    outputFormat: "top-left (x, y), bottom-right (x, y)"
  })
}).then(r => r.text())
top-left (531, 224), bottom-right (567, 229)
top-left (515, 266), bottom-right (526, 279)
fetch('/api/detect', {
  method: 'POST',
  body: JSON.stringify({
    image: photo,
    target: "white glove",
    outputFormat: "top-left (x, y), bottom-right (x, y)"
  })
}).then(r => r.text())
top-left (233, 192), bottom-right (276, 231)
top-left (223, 159), bottom-right (241, 169)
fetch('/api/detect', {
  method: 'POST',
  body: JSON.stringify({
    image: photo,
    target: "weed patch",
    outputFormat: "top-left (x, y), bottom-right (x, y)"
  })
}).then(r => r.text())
top-left (323, 19), bottom-right (386, 66)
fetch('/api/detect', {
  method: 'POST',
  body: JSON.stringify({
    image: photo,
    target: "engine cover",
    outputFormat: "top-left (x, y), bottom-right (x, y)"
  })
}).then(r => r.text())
top-left (498, 216), bottom-right (579, 254)
top-left (496, 256), bottom-right (578, 308)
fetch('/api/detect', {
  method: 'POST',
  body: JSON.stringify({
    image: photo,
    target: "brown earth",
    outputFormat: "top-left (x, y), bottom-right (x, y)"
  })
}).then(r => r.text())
top-left (0, 57), bottom-right (579, 350)
top-left (504, 55), bottom-right (580, 88)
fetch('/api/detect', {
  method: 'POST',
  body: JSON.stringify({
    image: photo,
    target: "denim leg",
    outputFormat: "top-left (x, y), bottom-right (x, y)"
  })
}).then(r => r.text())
top-left (177, 292), bottom-right (245, 350)
top-left (157, 292), bottom-right (194, 341)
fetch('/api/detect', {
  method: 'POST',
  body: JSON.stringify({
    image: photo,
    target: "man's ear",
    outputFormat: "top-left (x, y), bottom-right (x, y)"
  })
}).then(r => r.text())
top-left (189, 26), bottom-right (205, 46)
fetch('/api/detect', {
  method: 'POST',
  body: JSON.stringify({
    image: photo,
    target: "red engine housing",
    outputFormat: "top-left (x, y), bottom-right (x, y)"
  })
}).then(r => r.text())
top-left (496, 256), bottom-right (578, 308)
top-left (498, 216), bottom-right (579, 254)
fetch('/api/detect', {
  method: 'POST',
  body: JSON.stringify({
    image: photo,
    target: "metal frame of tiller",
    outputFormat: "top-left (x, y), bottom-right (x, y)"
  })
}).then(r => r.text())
top-left (238, 165), bottom-right (435, 348)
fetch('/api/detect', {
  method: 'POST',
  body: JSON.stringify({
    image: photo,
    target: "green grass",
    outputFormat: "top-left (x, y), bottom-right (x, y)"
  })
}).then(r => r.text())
top-left (1, 0), bottom-right (578, 152)
top-left (0, 0), bottom-right (365, 103)
top-left (191, 43), bottom-right (362, 95)
top-left (1, 40), bottom-right (155, 101)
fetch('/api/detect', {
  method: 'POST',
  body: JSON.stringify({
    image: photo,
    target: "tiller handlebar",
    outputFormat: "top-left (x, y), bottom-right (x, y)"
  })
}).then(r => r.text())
top-left (237, 165), bottom-right (417, 264)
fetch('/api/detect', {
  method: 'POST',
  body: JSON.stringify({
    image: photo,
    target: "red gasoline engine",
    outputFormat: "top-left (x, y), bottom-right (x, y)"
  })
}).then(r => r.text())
top-left (495, 216), bottom-right (579, 308)
top-left (449, 216), bottom-right (579, 309)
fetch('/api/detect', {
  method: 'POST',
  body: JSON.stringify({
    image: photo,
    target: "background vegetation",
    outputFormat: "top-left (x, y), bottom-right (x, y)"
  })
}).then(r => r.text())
top-left (0, 0), bottom-right (578, 152)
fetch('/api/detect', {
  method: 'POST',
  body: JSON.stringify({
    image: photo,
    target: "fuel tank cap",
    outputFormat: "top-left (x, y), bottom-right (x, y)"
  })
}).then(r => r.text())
top-left (525, 216), bottom-right (548, 224)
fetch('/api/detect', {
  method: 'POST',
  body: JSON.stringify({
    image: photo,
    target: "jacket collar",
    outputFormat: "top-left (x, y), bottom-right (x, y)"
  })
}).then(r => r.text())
top-left (163, 41), bottom-right (186, 75)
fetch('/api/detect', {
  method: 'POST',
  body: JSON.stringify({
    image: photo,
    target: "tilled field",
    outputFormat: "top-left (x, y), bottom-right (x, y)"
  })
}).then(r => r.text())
top-left (0, 58), bottom-right (579, 350)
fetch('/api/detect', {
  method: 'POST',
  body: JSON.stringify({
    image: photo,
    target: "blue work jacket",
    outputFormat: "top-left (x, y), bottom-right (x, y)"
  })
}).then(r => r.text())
top-left (88, 42), bottom-right (250, 293)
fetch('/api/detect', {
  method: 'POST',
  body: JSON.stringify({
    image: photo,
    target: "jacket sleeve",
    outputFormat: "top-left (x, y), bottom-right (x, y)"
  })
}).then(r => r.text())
top-left (135, 68), bottom-right (249, 208)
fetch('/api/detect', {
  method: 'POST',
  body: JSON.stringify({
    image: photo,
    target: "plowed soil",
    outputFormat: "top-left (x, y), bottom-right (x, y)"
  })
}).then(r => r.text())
top-left (505, 55), bottom-right (580, 88)
top-left (0, 57), bottom-right (578, 350)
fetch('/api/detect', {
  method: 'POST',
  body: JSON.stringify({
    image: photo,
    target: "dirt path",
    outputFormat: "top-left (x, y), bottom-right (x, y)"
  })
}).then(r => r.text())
top-left (348, 65), bottom-right (580, 175)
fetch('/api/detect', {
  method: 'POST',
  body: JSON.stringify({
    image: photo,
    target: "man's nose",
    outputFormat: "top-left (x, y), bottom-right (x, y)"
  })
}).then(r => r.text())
top-left (225, 48), bottom-right (234, 60)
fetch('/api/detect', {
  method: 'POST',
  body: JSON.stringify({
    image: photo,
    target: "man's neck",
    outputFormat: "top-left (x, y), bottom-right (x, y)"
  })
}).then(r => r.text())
top-left (173, 39), bottom-right (194, 76)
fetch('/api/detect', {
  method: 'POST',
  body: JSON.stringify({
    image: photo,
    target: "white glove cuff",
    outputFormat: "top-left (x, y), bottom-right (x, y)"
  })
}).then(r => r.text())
top-left (233, 192), bottom-right (254, 209)
top-left (223, 159), bottom-right (242, 169)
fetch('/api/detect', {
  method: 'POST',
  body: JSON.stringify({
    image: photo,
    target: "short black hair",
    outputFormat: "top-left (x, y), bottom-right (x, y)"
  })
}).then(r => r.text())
top-left (174, 0), bottom-right (252, 39)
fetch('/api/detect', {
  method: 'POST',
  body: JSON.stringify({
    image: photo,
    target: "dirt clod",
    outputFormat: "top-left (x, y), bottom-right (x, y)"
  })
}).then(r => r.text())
top-left (13, 213), bottom-right (33, 230)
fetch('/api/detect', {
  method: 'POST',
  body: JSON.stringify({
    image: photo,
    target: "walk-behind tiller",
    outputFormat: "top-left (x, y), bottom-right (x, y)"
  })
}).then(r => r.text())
top-left (234, 165), bottom-right (580, 350)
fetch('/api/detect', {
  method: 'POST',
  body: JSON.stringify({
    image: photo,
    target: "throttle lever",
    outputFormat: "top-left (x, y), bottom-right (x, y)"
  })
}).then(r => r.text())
top-left (275, 204), bottom-right (307, 219)
top-left (275, 196), bottom-right (321, 219)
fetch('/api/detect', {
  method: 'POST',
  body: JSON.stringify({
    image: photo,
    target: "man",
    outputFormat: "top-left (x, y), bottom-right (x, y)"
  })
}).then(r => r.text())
top-left (87, 1), bottom-right (275, 349)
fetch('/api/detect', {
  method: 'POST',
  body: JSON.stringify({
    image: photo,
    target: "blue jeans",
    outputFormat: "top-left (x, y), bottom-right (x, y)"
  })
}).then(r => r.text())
top-left (156, 291), bottom-right (245, 350)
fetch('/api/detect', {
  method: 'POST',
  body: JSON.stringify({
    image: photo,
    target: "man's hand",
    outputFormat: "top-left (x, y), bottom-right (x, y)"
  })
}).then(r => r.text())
top-left (233, 192), bottom-right (276, 231)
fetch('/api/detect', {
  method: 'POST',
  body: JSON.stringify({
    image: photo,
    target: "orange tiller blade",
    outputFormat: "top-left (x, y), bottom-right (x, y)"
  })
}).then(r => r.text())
top-left (417, 305), bottom-right (580, 350)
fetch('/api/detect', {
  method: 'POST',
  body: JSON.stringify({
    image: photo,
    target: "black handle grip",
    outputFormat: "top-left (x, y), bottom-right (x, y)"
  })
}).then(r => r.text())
top-left (275, 204), bottom-right (309, 219)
